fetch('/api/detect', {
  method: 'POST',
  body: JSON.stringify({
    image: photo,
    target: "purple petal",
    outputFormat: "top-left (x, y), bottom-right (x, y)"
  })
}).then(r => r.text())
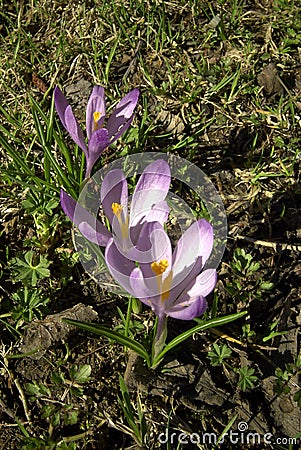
top-left (148, 225), bottom-right (172, 267)
top-left (54, 86), bottom-right (69, 128)
top-left (168, 296), bottom-right (207, 320)
top-left (186, 268), bottom-right (217, 299)
top-left (86, 86), bottom-right (106, 140)
top-left (54, 87), bottom-right (87, 155)
top-left (172, 219), bottom-right (214, 279)
top-left (124, 221), bottom-right (166, 265)
top-left (169, 268), bottom-right (216, 312)
top-left (144, 200), bottom-right (170, 225)
top-left (167, 255), bottom-right (204, 306)
top-left (130, 267), bottom-right (161, 314)
top-left (86, 128), bottom-right (110, 177)
top-left (60, 190), bottom-right (111, 246)
top-left (138, 224), bottom-right (172, 279)
top-left (78, 221), bottom-right (111, 246)
top-left (130, 160), bottom-right (171, 226)
top-left (100, 169), bottom-right (128, 224)
top-left (106, 89), bottom-right (140, 139)
top-left (105, 239), bottom-right (136, 294)
top-left (130, 267), bottom-right (152, 303)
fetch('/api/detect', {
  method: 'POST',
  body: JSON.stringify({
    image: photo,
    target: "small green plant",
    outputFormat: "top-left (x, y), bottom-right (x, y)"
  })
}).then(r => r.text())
top-left (226, 248), bottom-right (274, 303)
top-left (208, 343), bottom-right (232, 366)
top-left (25, 364), bottom-right (91, 430)
top-left (274, 357), bottom-right (301, 409)
top-left (11, 287), bottom-right (49, 323)
top-left (208, 343), bottom-right (258, 391)
top-left (230, 248), bottom-right (260, 278)
top-left (262, 319), bottom-right (287, 342)
top-left (237, 366), bottom-right (258, 391)
top-left (241, 323), bottom-right (256, 342)
top-left (10, 250), bottom-right (51, 286)
top-left (22, 192), bottom-right (60, 248)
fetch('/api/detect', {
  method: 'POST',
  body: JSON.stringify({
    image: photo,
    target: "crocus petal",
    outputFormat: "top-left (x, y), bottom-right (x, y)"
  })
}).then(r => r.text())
top-left (186, 268), bottom-right (217, 299)
top-left (60, 190), bottom-right (111, 246)
top-left (100, 169), bottom-right (128, 224)
top-left (106, 89), bottom-right (140, 139)
top-left (54, 86), bottom-right (69, 128)
top-left (168, 296), bottom-right (207, 320)
top-left (148, 225), bottom-right (172, 267)
top-left (144, 200), bottom-right (170, 225)
top-left (54, 87), bottom-right (87, 155)
top-left (86, 86), bottom-right (106, 140)
top-left (64, 106), bottom-right (88, 154)
top-left (130, 160), bottom-right (171, 227)
top-left (172, 219), bottom-right (214, 279)
top-left (78, 221), bottom-right (111, 246)
top-left (86, 128), bottom-right (110, 177)
top-left (125, 221), bottom-right (167, 266)
top-left (169, 268), bottom-right (216, 312)
top-left (105, 239), bottom-right (136, 294)
top-left (167, 255), bottom-right (203, 308)
top-left (130, 267), bottom-right (161, 313)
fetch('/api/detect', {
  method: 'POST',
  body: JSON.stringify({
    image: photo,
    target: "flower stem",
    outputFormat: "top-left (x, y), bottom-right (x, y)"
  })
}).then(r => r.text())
top-left (124, 296), bottom-right (133, 338)
top-left (151, 315), bottom-right (167, 368)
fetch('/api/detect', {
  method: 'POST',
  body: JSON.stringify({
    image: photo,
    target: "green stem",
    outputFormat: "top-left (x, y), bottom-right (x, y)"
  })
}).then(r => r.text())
top-left (124, 296), bottom-right (133, 338)
top-left (151, 315), bottom-right (168, 368)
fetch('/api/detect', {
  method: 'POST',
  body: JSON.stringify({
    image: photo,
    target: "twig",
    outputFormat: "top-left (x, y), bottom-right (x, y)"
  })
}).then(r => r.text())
top-left (14, 378), bottom-right (31, 422)
top-left (236, 234), bottom-right (301, 251)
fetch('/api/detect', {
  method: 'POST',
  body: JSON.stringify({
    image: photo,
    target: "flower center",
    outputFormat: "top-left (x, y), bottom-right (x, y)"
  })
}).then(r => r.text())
top-left (112, 202), bottom-right (123, 216)
top-left (93, 111), bottom-right (102, 131)
top-left (151, 259), bottom-right (172, 302)
top-left (151, 259), bottom-right (169, 275)
top-left (111, 202), bottom-right (129, 240)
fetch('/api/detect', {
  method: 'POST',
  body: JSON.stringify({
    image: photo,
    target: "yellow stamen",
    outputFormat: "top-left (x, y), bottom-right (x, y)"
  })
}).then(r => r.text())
top-left (93, 111), bottom-right (102, 131)
top-left (151, 260), bottom-right (171, 302)
top-left (151, 259), bottom-right (169, 276)
top-left (162, 270), bottom-right (173, 301)
top-left (111, 202), bottom-right (128, 240)
top-left (112, 202), bottom-right (123, 216)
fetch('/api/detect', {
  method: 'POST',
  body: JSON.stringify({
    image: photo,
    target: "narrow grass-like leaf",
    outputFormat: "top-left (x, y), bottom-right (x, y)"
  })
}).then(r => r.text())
top-left (152, 311), bottom-right (247, 367)
top-left (105, 36), bottom-right (119, 84)
top-left (30, 95), bottom-right (77, 196)
top-left (62, 319), bottom-right (151, 366)
top-left (214, 413), bottom-right (238, 447)
top-left (0, 131), bottom-right (38, 179)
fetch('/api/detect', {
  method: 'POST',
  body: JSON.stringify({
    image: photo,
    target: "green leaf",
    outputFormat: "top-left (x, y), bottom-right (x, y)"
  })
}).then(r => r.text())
top-left (208, 343), bottom-right (232, 366)
top-left (260, 281), bottom-right (274, 290)
top-left (62, 318), bottom-right (151, 367)
top-left (41, 405), bottom-right (56, 419)
top-left (25, 382), bottom-right (40, 397)
top-left (238, 366), bottom-right (258, 391)
top-left (52, 412), bottom-right (61, 427)
top-left (70, 386), bottom-right (84, 397)
top-left (64, 410), bottom-right (78, 426)
top-left (10, 251), bottom-right (50, 286)
top-left (152, 311), bottom-right (247, 367)
top-left (51, 371), bottom-right (64, 386)
top-left (293, 390), bottom-right (301, 408)
top-left (70, 364), bottom-right (91, 384)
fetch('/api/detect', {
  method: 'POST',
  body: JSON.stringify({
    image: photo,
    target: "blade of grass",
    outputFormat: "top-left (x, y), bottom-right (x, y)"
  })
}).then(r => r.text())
top-left (152, 311), bottom-right (247, 367)
top-left (62, 318), bottom-right (151, 367)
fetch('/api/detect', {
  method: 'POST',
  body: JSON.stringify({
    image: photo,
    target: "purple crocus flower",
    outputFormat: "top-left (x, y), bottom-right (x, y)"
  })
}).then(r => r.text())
top-left (105, 218), bottom-right (217, 342)
top-left (54, 86), bottom-right (140, 178)
top-left (60, 159), bottom-right (171, 253)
